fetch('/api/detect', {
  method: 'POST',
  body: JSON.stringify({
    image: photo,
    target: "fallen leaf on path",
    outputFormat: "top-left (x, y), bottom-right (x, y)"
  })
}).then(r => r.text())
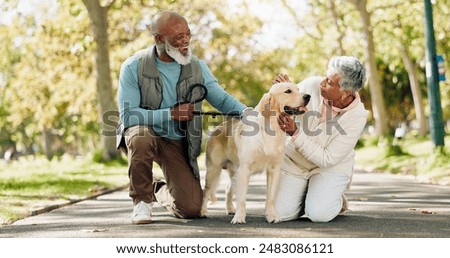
top-left (408, 208), bottom-right (436, 214)
top-left (420, 210), bottom-right (436, 215)
top-left (81, 229), bottom-right (109, 233)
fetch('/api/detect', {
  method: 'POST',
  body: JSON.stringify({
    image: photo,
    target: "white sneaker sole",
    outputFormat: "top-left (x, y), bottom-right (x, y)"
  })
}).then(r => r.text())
top-left (132, 218), bottom-right (152, 224)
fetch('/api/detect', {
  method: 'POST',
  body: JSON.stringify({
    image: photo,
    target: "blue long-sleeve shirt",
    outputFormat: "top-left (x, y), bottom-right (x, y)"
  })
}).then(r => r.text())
top-left (118, 53), bottom-right (246, 140)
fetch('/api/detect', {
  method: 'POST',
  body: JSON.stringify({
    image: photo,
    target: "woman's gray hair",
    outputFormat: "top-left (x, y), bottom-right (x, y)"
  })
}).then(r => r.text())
top-left (326, 56), bottom-right (366, 92)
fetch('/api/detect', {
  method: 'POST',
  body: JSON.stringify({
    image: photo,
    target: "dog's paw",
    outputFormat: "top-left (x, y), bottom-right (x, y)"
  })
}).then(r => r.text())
top-left (226, 210), bottom-right (236, 215)
top-left (231, 214), bottom-right (246, 224)
top-left (266, 213), bottom-right (282, 223)
top-left (200, 205), bottom-right (208, 218)
top-left (226, 205), bottom-right (236, 215)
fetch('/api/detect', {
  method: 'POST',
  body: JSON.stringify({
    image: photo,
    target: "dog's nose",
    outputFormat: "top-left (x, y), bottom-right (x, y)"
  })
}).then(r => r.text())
top-left (303, 94), bottom-right (311, 103)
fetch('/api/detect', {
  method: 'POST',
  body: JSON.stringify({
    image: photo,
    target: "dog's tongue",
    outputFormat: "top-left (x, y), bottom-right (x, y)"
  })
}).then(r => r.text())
top-left (299, 106), bottom-right (308, 113)
top-left (294, 106), bottom-right (308, 115)
top-left (293, 106), bottom-right (308, 115)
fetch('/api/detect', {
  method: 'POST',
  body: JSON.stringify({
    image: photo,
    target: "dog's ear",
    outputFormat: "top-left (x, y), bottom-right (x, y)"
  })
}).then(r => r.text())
top-left (256, 92), bottom-right (279, 117)
top-left (255, 93), bottom-right (272, 115)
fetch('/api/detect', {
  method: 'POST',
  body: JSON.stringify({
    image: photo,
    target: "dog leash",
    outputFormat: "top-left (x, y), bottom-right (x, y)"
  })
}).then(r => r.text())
top-left (182, 83), bottom-right (302, 118)
top-left (192, 111), bottom-right (242, 118)
top-left (179, 83), bottom-right (243, 118)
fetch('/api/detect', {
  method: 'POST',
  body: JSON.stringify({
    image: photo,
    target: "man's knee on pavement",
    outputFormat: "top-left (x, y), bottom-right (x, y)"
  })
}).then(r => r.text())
top-left (173, 203), bottom-right (202, 219)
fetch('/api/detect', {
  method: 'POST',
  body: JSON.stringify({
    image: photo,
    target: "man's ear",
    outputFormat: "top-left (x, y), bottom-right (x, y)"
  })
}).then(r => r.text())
top-left (155, 34), bottom-right (164, 44)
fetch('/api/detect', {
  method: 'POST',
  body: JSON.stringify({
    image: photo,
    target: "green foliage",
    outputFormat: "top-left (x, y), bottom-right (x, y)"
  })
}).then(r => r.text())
top-left (356, 134), bottom-right (450, 180)
top-left (354, 138), bottom-right (365, 149)
top-left (1, 176), bottom-right (105, 195)
top-left (428, 149), bottom-right (448, 168)
top-left (92, 149), bottom-right (106, 163)
top-left (383, 144), bottom-right (410, 158)
top-left (92, 148), bottom-right (127, 166)
top-left (376, 58), bottom-right (421, 128)
top-left (359, 135), bottom-right (381, 147)
top-left (415, 147), bottom-right (450, 184)
top-left (1, 0), bottom-right (450, 158)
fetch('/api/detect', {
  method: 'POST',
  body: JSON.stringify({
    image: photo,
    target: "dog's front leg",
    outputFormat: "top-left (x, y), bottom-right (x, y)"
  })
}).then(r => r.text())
top-left (226, 170), bottom-right (237, 214)
top-left (265, 166), bottom-right (282, 223)
top-left (231, 166), bottom-right (250, 224)
top-left (201, 163), bottom-right (222, 217)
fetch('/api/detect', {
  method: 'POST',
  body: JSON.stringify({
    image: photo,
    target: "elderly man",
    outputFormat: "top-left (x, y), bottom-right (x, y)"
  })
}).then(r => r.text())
top-left (274, 56), bottom-right (368, 223)
top-left (117, 11), bottom-right (246, 224)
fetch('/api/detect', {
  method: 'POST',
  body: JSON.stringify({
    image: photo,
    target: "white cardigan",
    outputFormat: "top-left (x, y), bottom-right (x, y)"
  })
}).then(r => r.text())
top-left (281, 76), bottom-right (368, 178)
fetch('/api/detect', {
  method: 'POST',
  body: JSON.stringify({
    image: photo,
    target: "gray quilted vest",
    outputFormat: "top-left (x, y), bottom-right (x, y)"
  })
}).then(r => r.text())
top-left (118, 46), bottom-right (204, 179)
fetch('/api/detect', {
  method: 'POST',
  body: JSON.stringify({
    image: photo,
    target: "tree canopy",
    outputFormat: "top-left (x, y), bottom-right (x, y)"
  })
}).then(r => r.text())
top-left (0, 0), bottom-right (448, 159)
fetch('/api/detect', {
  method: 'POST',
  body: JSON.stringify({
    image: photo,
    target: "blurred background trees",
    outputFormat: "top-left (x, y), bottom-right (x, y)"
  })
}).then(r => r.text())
top-left (0, 0), bottom-right (448, 161)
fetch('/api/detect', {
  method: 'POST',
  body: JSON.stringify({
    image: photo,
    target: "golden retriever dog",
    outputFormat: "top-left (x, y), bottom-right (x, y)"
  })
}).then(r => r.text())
top-left (201, 82), bottom-right (310, 224)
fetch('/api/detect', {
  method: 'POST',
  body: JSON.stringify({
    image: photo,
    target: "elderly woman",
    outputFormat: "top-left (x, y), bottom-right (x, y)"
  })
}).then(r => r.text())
top-left (274, 56), bottom-right (368, 222)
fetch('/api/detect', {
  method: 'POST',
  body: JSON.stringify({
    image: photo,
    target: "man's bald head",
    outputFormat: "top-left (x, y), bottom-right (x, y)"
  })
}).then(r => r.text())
top-left (150, 11), bottom-right (187, 36)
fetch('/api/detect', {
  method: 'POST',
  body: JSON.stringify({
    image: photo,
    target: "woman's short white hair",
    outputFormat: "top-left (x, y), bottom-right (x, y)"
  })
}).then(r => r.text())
top-left (326, 56), bottom-right (366, 92)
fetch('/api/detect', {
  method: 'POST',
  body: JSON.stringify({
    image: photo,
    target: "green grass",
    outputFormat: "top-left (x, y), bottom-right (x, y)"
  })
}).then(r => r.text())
top-left (355, 135), bottom-right (450, 185)
top-left (0, 155), bottom-right (130, 225)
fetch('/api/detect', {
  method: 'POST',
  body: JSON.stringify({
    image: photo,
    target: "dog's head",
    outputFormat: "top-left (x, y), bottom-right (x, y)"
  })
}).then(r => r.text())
top-left (255, 82), bottom-right (310, 116)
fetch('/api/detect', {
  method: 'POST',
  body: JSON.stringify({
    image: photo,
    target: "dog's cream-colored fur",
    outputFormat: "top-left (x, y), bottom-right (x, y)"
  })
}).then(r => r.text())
top-left (201, 82), bottom-right (310, 224)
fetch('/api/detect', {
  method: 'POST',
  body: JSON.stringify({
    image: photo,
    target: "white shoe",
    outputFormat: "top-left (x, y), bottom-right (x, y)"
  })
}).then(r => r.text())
top-left (131, 201), bottom-right (152, 224)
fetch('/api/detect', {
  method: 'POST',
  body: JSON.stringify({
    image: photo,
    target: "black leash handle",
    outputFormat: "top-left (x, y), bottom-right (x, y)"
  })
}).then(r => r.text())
top-left (181, 83), bottom-right (208, 104)
top-left (181, 83), bottom-right (243, 118)
top-left (192, 111), bottom-right (242, 118)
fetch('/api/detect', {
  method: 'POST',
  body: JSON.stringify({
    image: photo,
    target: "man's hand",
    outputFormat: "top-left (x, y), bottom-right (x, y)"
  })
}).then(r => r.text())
top-left (272, 74), bottom-right (291, 84)
top-left (277, 113), bottom-right (298, 136)
top-left (171, 103), bottom-right (194, 121)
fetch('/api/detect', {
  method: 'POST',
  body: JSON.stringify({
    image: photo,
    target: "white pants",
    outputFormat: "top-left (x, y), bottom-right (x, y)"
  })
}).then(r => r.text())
top-left (274, 171), bottom-right (350, 222)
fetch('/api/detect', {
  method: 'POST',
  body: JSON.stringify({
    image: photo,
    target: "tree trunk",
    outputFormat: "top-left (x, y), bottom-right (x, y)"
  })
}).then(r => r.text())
top-left (328, 0), bottom-right (346, 56)
top-left (398, 44), bottom-right (428, 136)
top-left (43, 128), bottom-right (53, 160)
top-left (82, 0), bottom-right (119, 161)
top-left (394, 16), bottom-right (428, 137)
top-left (351, 0), bottom-right (390, 138)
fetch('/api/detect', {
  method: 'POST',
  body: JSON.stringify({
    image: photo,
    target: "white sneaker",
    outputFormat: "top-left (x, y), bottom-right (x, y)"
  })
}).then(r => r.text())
top-left (131, 201), bottom-right (152, 224)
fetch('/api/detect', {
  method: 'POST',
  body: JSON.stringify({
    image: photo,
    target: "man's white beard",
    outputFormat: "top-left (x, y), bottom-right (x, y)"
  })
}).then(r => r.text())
top-left (164, 41), bottom-right (192, 65)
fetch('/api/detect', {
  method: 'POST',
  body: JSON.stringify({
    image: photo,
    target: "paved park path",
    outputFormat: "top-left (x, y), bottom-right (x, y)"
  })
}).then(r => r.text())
top-left (1, 170), bottom-right (450, 238)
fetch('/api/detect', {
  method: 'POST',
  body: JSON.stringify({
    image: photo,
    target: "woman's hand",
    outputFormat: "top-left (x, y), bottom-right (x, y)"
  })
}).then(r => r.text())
top-left (277, 113), bottom-right (298, 136)
top-left (272, 74), bottom-right (291, 84)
